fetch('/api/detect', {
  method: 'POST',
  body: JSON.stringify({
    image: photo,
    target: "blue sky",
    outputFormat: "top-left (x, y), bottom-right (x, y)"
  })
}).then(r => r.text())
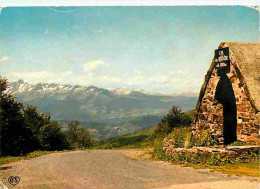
top-left (0, 6), bottom-right (258, 93)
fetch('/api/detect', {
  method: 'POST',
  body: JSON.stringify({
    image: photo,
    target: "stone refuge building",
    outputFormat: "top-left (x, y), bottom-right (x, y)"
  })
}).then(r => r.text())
top-left (192, 42), bottom-right (260, 146)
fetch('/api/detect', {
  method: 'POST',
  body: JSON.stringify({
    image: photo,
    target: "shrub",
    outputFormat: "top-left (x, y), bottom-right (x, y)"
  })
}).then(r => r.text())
top-left (162, 106), bottom-right (192, 128)
top-left (152, 136), bottom-right (172, 161)
top-left (168, 127), bottom-right (192, 148)
top-left (154, 149), bottom-right (259, 166)
top-left (188, 130), bottom-right (218, 148)
top-left (228, 140), bottom-right (256, 146)
top-left (154, 122), bottom-right (171, 137)
top-left (155, 106), bottom-right (192, 136)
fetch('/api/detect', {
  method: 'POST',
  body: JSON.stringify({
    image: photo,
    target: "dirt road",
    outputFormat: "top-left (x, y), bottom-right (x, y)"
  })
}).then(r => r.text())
top-left (0, 150), bottom-right (258, 189)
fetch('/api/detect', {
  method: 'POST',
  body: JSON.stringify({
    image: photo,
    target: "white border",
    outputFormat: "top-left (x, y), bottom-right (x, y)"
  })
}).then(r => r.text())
top-left (0, 0), bottom-right (259, 7)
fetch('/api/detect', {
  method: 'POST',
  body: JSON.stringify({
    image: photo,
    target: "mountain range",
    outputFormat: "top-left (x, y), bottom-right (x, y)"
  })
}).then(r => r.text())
top-left (8, 80), bottom-right (197, 122)
top-left (7, 80), bottom-right (198, 139)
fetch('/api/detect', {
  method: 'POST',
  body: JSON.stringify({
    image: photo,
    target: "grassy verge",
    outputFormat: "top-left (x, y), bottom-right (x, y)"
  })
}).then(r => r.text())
top-left (0, 150), bottom-right (74, 166)
top-left (189, 160), bottom-right (259, 177)
top-left (120, 146), bottom-right (259, 177)
top-left (151, 151), bottom-right (259, 177)
top-left (150, 146), bottom-right (259, 177)
top-left (151, 126), bottom-right (259, 177)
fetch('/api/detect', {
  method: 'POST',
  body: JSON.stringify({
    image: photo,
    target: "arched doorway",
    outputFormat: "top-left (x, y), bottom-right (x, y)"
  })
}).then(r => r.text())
top-left (214, 71), bottom-right (237, 145)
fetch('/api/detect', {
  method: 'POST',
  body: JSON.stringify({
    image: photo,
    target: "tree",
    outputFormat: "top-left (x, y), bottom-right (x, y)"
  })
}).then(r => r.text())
top-left (0, 77), bottom-right (74, 155)
top-left (0, 77), bottom-right (36, 156)
top-left (76, 127), bottom-right (93, 148)
top-left (65, 121), bottom-right (93, 148)
top-left (23, 105), bottom-right (51, 134)
top-left (23, 105), bottom-right (51, 150)
top-left (39, 121), bottom-right (69, 151)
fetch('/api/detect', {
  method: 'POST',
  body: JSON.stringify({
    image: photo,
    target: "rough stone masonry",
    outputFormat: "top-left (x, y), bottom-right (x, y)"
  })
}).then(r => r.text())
top-left (192, 42), bottom-right (260, 146)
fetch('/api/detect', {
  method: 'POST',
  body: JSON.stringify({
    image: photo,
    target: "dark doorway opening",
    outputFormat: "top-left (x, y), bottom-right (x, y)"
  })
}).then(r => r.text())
top-left (215, 71), bottom-right (237, 145)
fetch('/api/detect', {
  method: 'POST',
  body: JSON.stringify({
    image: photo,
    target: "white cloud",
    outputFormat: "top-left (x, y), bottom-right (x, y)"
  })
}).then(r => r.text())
top-left (127, 75), bottom-right (146, 86)
top-left (7, 71), bottom-right (74, 84)
top-left (6, 70), bottom-right (121, 87)
top-left (133, 70), bottom-right (142, 75)
top-left (78, 74), bottom-right (121, 86)
top-left (147, 75), bottom-right (168, 83)
top-left (60, 71), bottom-right (73, 76)
top-left (5, 67), bottom-right (202, 93)
top-left (0, 7), bottom-right (3, 15)
top-left (123, 68), bottom-right (202, 93)
top-left (0, 56), bottom-right (9, 62)
top-left (83, 60), bottom-right (109, 72)
top-left (93, 30), bottom-right (103, 33)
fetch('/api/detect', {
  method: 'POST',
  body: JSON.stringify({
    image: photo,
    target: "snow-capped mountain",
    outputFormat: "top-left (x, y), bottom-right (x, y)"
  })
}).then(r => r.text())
top-left (8, 80), bottom-right (164, 97)
top-left (7, 80), bottom-right (197, 123)
top-left (8, 80), bottom-right (198, 98)
top-left (8, 80), bottom-right (109, 96)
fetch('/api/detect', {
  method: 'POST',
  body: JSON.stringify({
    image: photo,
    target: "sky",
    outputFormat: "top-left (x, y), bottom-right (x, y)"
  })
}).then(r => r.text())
top-left (0, 6), bottom-right (258, 94)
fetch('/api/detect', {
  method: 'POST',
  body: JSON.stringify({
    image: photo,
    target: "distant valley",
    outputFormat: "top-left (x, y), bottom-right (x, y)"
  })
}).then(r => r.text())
top-left (59, 115), bottom-right (162, 140)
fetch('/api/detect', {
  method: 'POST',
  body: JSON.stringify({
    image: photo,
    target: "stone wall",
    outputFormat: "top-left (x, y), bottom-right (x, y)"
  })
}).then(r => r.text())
top-left (163, 141), bottom-right (259, 158)
top-left (192, 49), bottom-right (259, 145)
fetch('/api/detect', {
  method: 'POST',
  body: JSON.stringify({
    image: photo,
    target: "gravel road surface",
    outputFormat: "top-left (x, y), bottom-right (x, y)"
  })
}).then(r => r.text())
top-left (0, 150), bottom-right (258, 189)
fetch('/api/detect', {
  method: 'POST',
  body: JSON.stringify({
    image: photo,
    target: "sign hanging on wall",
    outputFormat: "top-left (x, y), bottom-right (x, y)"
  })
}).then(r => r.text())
top-left (214, 47), bottom-right (230, 73)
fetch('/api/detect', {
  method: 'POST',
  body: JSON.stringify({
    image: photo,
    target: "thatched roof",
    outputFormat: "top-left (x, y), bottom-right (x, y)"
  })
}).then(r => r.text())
top-left (194, 42), bottom-right (260, 121)
top-left (220, 42), bottom-right (260, 111)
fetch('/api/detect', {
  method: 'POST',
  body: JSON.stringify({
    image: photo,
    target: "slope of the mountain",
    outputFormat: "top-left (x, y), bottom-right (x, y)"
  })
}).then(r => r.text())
top-left (59, 115), bottom-right (162, 140)
top-left (7, 80), bottom-right (197, 123)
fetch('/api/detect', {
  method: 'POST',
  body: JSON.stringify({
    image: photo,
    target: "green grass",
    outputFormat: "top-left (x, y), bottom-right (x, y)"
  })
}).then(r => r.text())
top-left (98, 126), bottom-right (157, 149)
top-left (188, 160), bottom-right (259, 177)
top-left (227, 140), bottom-right (256, 146)
top-left (167, 127), bottom-right (192, 148)
top-left (150, 149), bottom-right (259, 177)
top-left (184, 109), bottom-right (195, 118)
top-left (0, 150), bottom-right (72, 166)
